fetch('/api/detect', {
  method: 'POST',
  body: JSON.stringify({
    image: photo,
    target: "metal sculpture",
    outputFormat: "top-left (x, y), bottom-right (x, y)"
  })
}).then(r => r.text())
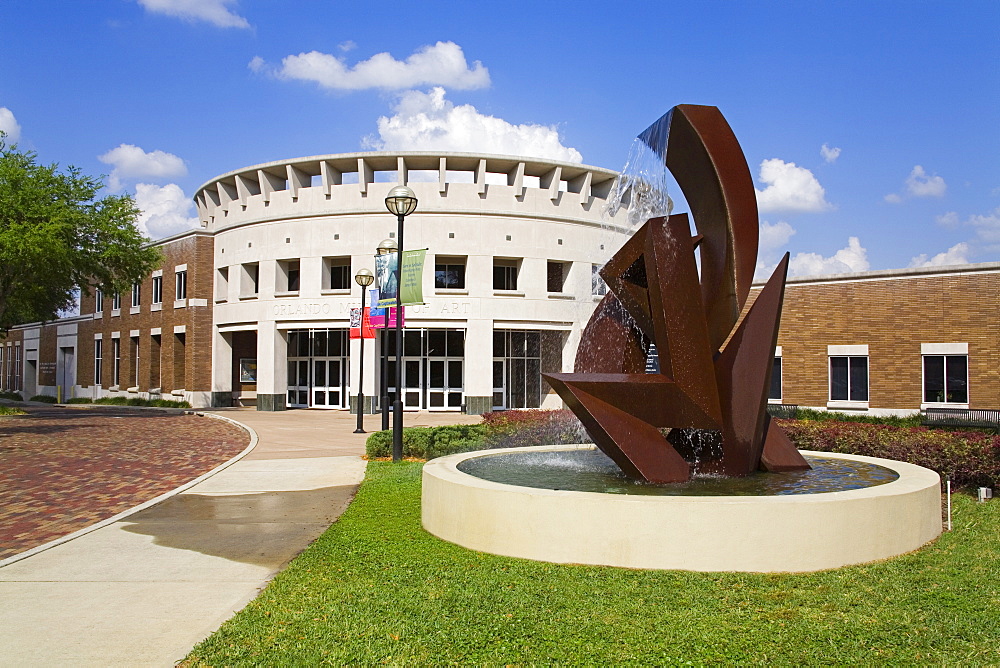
top-left (544, 105), bottom-right (810, 483)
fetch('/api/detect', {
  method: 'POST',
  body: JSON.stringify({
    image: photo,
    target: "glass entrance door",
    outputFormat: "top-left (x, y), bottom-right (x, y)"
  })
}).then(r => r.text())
top-left (311, 358), bottom-right (346, 408)
top-left (286, 328), bottom-right (349, 409)
top-left (428, 358), bottom-right (463, 410)
top-left (287, 358), bottom-right (310, 408)
top-left (383, 328), bottom-right (465, 410)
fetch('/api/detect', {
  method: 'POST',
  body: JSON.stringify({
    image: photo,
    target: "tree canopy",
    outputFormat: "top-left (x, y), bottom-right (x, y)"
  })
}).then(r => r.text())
top-left (0, 137), bottom-right (160, 332)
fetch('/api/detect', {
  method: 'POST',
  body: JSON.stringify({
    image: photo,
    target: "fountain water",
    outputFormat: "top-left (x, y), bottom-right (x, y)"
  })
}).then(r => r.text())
top-left (422, 105), bottom-right (942, 572)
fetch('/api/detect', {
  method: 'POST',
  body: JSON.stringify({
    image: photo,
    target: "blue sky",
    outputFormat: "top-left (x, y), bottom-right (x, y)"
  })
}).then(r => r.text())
top-left (1, 0), bottom-right (997, 277)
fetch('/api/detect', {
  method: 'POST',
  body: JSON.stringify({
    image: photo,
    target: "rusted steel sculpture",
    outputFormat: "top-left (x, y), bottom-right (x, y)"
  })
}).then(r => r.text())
top-left (544, 105), bottom-right (810, 483)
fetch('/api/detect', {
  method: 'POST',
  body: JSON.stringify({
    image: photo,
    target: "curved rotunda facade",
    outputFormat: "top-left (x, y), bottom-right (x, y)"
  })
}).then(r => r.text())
top-left (197, 151), bottom-right (629, 412)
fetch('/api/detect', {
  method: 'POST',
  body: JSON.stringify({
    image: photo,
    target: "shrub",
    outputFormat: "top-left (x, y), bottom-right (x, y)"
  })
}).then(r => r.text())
top-left (780, 419), bottom-right (1000, 489)
top-left (0, 405), bottom-right (26, 416)
top-left (365, 424), bottom-right (488, 459)
top-left (94, 396), bottom-right (129, 405)
top-left (0, 390), bottom-right (22, 401)
top-left (92, 396), bottom-right (190, 408)
top-left (29, 394), bottom-right (58, 403)
top-left (365, 410), bottom-right (589, 460)
top-left (481, 409), bottom-right (591, 449)
top-left (795, 407), bottom-right (923, 428)
top-left (66, 397), bottom-right (93, 403)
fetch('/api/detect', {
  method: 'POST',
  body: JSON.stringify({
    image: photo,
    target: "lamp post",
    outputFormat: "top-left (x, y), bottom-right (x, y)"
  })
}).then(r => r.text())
top-left (384, 185), bottom-right (417, 462)
top-left (353, 268), bottom-right (374, 434)
top-left (376, 238), bottom-right (398, 432)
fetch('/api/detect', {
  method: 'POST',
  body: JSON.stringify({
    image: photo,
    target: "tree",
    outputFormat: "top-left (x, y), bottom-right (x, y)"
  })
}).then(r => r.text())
top-left (0, 137), bottom-right (160, 332)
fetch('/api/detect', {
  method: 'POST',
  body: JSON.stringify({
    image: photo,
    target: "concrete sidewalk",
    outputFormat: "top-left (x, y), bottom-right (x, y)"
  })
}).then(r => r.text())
top-left (0, 408), bottom-right (480, 666)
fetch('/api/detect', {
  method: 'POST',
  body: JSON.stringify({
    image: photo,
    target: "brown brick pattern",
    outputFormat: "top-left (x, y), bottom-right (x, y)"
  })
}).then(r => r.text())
top-left (761, 269), bottom-right (1000, 410)
top-left (77, 232), bottom-right (215, 395)
top-left (0, 406), bottom-right (249, 560)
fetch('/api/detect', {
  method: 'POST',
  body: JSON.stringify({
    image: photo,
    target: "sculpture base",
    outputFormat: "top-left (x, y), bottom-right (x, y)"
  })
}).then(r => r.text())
top-left (422, 445), bottom-right (942, 573)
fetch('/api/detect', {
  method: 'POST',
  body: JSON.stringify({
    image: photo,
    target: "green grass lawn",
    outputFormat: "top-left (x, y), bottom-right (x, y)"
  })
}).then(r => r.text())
top-left (187, 462), bottom-right (999, 666)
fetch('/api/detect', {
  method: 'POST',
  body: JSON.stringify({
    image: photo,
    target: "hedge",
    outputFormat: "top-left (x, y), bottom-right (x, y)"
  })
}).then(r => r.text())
top-left (29, 394), bottom-right (58, 403)
top-left (366, 408), bottom-right (999, 489)
top-left (91, 396), bottom-right (192, 408)
top-left (779, 419), bottom-right (1000, 489)
top-left (365, 424), bottom-right (487, 460)
top-left (0, 391), bottom-right (23, 401)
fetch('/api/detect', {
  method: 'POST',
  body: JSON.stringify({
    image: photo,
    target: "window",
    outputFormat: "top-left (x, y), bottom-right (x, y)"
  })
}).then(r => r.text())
top-left (112, 338), bottom-right (121, 386)
top-left (830, 356), bottom-right (868, 402)
top-left (277, 260), bottom-right (300, 293)
top-left (769, 356), bottom-right (782, 401)
top-left (493, 330), bottom-right (541, 409)
top-left (325, 257), bottom-right (351, 290)
top-left (94, 339), bottom-right (103, 386)
top-left (215, 267), bottom-right (229, 302)
top-left (494, 259), bottom-right (519, 290)
top-left (547, 261), bottom-right (568, 293)
top-left (131, 336), bottom-right (140, 387)
top-left (175, 270), bottom-right (187, 300)
top-left (435, 257), bottom-right (466, 289)
top-left (592, 264), bottom-right (607, 296)
top-left (131, 282), bottom-right (141, 308)
top-left (241, 263), bottom-right (259, 297)
top-left (923, 355), bottom-right (968, 404)
top-left (152, 276), bottom-right (163, 304)
top-left (112, 292), bottom-right (121, 311)
top-left (95, 289), bottom-right (104, 313)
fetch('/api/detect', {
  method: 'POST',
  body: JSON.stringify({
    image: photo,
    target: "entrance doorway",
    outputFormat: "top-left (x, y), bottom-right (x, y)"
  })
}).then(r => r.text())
top-left (382, 328), bottom-right (465, 411)
top-left (287, 328), bottom-right (349, 409)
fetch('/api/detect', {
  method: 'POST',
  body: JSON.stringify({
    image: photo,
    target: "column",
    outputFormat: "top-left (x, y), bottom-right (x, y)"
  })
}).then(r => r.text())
top-left (211, 328), bottom-right (233, 407)
top-left (256, 320), bottom-right (287, 411)
top-left (463, 319), bottom-right (494, 414)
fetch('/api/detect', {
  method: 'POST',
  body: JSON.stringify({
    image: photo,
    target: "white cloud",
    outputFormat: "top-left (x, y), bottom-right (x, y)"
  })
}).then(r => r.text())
top-left (338, 41), bottom-right (357, 53)
top-left (909, 242), bottom-right (971, 268)
top-left (364, 87), bottom-right (583, 163)
top-left (99, 143), bottom-right (187, 191)
top-left (754, 220), bottom-right (797, 281)
top-left (966, 206), bottom-right (1000, 250)
top-left (754, 158), bottom-right (832, 213)
top-left (905, 165), bottom-right (946, 197)
top-left (0, 107), bottom-right (21, 142)
top-left (936, 211), bottom-right (960, 227)
top-left (134, 183), bottom-right (199, 239)
top-left (788, 237), bottom-right (869, 277)
top-left (137, 0), bottom-right (249, 29)
top-left (759, 220), bottom-right (796, 252)
top-left (820, 143), bottom-right (841, 164)
top-left (887, 165), bottom-right (947, 202)
top-left (257, 41), bottom-right (490, 91)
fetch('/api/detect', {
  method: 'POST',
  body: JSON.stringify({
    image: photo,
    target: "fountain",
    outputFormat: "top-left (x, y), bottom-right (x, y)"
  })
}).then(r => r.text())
top-left (422, 105), bottom-right (942, 572)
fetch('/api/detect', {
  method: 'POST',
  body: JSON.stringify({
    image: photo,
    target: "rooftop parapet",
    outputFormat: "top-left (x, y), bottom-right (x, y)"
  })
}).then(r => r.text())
top-left (193, 151), bottom-right (623, 231)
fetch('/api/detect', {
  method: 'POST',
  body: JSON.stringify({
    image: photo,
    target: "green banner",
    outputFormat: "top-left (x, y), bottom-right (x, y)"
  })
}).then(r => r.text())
top-left (399, 249), bottom-right (426, 306)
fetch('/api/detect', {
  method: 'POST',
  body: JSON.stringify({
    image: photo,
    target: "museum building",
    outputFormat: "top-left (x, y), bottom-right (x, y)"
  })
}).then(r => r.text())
top-left (1, 151), bottom-right (629, 413)
top-left (2, 150), bottom-right (998, 417)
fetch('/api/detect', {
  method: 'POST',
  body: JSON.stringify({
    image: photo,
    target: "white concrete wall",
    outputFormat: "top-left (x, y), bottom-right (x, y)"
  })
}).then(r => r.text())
top-left (198, 152), bottom-right (631, 409)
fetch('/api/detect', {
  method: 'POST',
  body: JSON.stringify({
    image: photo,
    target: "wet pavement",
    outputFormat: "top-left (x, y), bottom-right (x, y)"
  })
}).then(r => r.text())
top-left (0, 406), bottom-right (249, 560)
top-left (0, 406), bottom-right (481, 666)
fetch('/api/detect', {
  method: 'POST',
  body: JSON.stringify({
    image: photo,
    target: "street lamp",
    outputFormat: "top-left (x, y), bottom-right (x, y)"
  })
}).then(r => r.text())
top-left (384, 185), bottom-right (417, 462)
top-left (353, 267), bottom-right (374, 434)
top-left (376, 238), bottom-right (398, 432)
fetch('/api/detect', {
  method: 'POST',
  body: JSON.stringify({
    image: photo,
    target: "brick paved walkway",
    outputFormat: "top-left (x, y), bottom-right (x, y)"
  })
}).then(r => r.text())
top-left (0, 406), bottom-right (250, 560)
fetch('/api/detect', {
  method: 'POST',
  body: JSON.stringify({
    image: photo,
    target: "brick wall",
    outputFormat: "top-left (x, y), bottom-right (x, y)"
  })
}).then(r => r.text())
top-left (759, 268), bottom-right (1000, 410)
top-left (77, 231), bottom-right (214, 395)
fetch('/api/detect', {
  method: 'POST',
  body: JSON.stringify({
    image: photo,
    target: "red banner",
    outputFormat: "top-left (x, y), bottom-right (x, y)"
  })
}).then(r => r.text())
top-left (349, 307), bottom-right (376, 339)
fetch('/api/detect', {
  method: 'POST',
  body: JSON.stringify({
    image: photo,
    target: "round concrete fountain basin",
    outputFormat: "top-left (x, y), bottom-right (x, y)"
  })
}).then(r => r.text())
top-left (421, 445), bottom-right (942, 573)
